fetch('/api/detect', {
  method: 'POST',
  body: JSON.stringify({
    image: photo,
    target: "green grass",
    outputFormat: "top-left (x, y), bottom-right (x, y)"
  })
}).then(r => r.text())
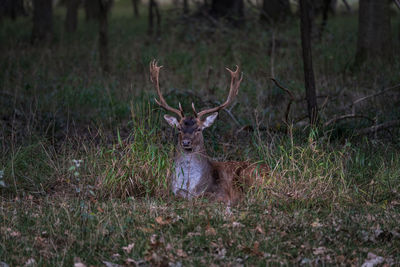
top-left (1, 0), bottom-right (400, 265)
top-left (1, 198), bottom-right (399, 265)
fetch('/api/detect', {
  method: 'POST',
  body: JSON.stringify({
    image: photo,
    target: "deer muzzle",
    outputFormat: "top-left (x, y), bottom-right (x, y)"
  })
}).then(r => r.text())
top-left (181, 139), bottom-right (192, 150)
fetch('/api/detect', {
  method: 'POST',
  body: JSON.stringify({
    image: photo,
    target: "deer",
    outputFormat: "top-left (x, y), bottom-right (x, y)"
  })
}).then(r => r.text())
top-left (150, 60), bottom-right (269, 203)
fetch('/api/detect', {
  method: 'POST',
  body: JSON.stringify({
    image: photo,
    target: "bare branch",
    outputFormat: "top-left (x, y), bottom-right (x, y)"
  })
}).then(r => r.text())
top-left (270, 78), bottom-right (295, 125)
top-left (356, 119), bottom-right (400, 136)
top-left (342, 0), bottom-right (352, 13)
top-left (352, 83), bottom-right (400, 106)
top-left (394, 0), bottom-right (400, 10)
top-left (324, 114), bottom-right (374, 127)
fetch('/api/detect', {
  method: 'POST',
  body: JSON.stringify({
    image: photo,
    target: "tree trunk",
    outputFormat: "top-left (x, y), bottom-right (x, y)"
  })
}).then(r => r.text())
top-left (299, 0), bottom-right (318, 126)
top-left (210, 0), bottom-right (244, 25)
top-left (85, 0), bottom-right (100, 21)
top-left (148, 0), bottom-right (161, 36)
top-left (1, 0), bottom-right (26, 20)
top-left (148, 0), bottom-right (154, 35)
top-left (132, 0), bottom-right (139, 17)
top-left (31, 0), bottom-right (53, 44)
top-left (318, 0), bottom-right (332, 39)
top-left (260, 0), bottom-right (291, 24)
top-left (65, 0), bottom-right (80, 33)
top-left (99, 0), bottom-right (112, 73)
top-left (183, 0), bottom-right (189, 15)
top-left (355, 0), bottom-right (392, 65)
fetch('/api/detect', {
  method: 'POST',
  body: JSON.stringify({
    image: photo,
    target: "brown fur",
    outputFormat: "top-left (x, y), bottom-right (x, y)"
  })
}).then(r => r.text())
top-left (150, 60), bottom-right (269, 203)
top-left (210, 161), bottom-right (270, 203)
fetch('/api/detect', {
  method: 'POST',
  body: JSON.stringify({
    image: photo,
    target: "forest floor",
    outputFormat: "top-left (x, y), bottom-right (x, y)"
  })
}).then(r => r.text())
top-left (1, 1), bottom-right (400, 266)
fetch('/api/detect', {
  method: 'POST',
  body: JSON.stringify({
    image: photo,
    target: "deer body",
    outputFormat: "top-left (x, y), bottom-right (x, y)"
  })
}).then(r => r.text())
top-left (150, 60), bottom-right (269, 203)
top-left (173, 151), bottom-right (214, 198)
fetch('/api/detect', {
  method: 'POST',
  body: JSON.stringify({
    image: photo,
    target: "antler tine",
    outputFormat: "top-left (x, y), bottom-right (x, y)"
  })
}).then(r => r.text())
top-left (150, 60), bottom-right (184, 118)
top-left (191, 102), bottom-right (198, 117)
top-left (197, 65), bottom-right (243, 118)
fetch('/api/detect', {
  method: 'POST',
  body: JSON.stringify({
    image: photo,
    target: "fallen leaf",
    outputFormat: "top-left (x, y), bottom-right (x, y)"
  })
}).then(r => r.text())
top-left (255, 225), bottom-right (265, 234)
top-left (176, 249), bottom-right (187, 258)
top-left (138, 227), bottom-right (153, 233)
top-left (311, 219), bottom-right (323, 228)
top-left (111, 253), bottom-right (120, 259)
top-left (155, 216), bottom-right (171, 225)
top-left (10, 231), bottom-right (21, 237)
top-left (252, 241), bottom-right (264, 256)
top-left (24, 258), bottom-right (36, 267)
top-left (215, 247), bottom-right (226, 260)
top-left (313, 246), bottom-right (327, 255)
top-left (361, 252), bottom-right (384, 267)
top-left (122, 243), bottom-right (135, 254)
top-left (74, 257), bottom-right (86, 267)
top-left (187, 232), bottom-right (201, 237)
top-left (232, 222), bottom-right (244, 228)
top-left (336, 255), bottom-right (346, 263)
top-left (205, 225), bottom-right (216, 236)
top-left (125, 258), bottom-right (145, 266)
top-left (102, 261), bottom-right (123, 267)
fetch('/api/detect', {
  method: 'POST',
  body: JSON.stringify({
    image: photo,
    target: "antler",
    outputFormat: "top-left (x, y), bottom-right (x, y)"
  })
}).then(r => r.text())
top-left (150, 59), bottom-right (184, 118)
top-left (193, 65), bottom-right (243, 118)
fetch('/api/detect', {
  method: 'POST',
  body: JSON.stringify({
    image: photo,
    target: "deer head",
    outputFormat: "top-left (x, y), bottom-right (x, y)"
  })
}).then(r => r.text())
top-left (150, 60), bottom-right (243, 153)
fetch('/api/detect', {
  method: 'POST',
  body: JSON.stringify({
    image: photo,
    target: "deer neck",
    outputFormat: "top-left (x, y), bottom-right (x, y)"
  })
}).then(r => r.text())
top-left (172, 148), bottom-right (214, 199)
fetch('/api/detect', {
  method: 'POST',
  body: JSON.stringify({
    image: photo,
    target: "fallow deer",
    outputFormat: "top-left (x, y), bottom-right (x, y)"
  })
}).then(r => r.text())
top-left (150, 60), bottom-right (269, 203)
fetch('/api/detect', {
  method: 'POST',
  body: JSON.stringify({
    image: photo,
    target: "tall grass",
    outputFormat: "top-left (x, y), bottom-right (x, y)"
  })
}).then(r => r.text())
top-left (98, 102), bottom-right (173, 198)
top-left (0, 1), bottom-right (399, 205)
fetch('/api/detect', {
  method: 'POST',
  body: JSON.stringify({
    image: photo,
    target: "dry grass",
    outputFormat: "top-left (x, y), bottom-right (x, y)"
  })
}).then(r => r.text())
top-left (0, 1), bottom-right (400, 265)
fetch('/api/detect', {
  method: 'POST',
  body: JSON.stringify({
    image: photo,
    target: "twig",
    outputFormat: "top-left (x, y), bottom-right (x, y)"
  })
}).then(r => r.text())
top-left (356, 119), bottom-right (400, 136)
top-left (394, 0), bottom-right (400, 10)
top-left (270, 30), bottom-right (276, 77)
top-left (223, 103), bottom-right (241, 127)
top-left (246, 0), bottom-right (272, 23)
top-left (352, 83), bottom-right (400, 106)
top-left (270, 78), bottom-right (295, 99)
top-left (270, 78), bottom-right (295, 125)
top-left (342, 0), bottom-right (352, 13)
top-left (324, 114), bottom-right (374, 127)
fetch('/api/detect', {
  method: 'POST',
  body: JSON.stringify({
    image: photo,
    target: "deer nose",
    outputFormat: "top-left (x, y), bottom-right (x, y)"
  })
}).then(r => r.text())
top-left (182, 139), bottom-right (192, 147)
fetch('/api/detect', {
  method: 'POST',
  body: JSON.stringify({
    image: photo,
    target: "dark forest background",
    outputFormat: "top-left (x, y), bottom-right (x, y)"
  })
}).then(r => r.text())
top-left (0, 0), bottom-right (400, 266)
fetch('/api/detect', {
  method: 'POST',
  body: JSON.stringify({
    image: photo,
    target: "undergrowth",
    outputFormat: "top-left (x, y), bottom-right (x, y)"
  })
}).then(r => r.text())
top-left (1, 1), bottom-right (400, 265)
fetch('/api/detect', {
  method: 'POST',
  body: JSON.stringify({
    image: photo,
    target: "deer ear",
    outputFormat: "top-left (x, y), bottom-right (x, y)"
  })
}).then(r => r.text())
top-left (164, 115), bottom-right (180, 128)
top-left (202, 112), bottom-right (218, 129)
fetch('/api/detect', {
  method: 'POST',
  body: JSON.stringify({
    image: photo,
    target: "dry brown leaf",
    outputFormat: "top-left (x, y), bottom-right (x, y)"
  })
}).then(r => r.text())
top-left (255, 225), bottom-right (265, 234)
top-left (155, 216), bottom-right (171, 225)
top-left (10, 231), bottom-right (21, 237)
top-left (187, 232), bottom-right (201, 237)
top-left (24, 258), bottom-right (36, 266)
top-left (205, 225), bottom-right (216, 236)
top-left (336, 255), bottom-right (346, 263)
top-left (311, 219), bottom-right (323, 228)
top-left (125, 258), bottom-right (145, 266)
top-left (361, 252), bottom-right (384, 267)
top-left (138, 227), bottom-right (153, 233)
top-left (176, 249), bottom-right (187, 258)
top-left (232, 222), bottom-right (244, 228)
top-left (313, 246), bottom-right (327, 255)
top-left (122, 243), bottom-right (135, 254)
